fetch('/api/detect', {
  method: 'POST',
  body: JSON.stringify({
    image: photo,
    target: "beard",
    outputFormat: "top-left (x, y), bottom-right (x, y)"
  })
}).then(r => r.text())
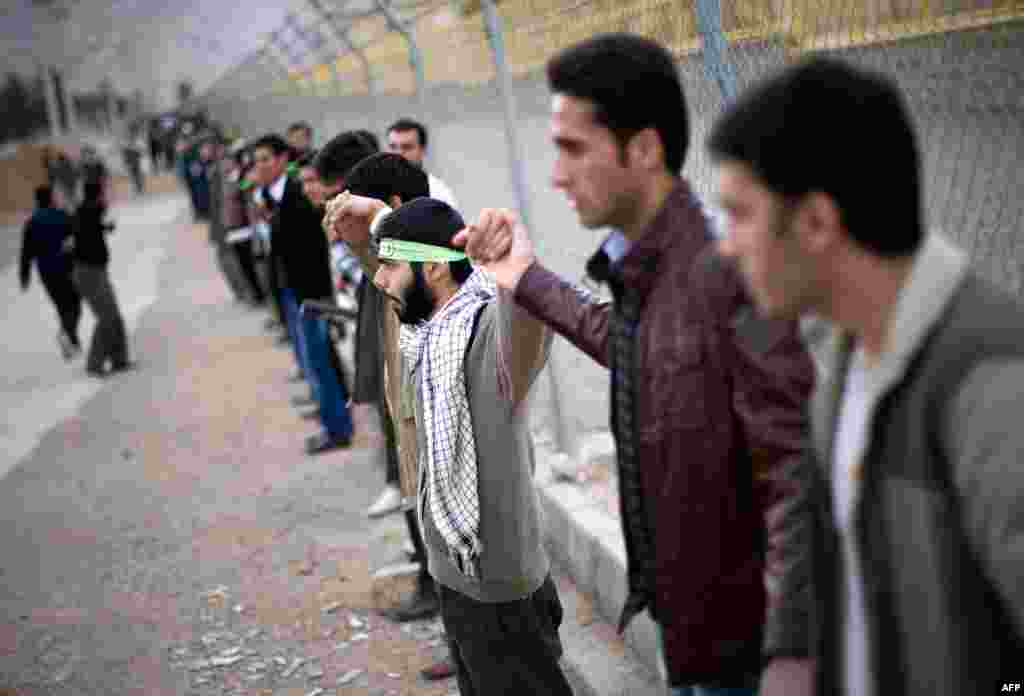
top-left (395, 265), bottom-right (435, 325)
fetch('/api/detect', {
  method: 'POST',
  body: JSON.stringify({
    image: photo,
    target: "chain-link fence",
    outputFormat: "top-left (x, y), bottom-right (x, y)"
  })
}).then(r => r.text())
top-left (198, 0), bottom-right (1024, 455)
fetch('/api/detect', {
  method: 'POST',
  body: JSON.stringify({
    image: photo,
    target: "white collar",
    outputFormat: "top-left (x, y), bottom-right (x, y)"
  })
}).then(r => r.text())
top-left (268, 172), bottom-right (288, 203)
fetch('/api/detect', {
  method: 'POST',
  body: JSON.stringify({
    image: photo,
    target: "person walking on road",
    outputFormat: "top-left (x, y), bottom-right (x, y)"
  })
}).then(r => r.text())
top-left (711, 56), bottom-right (1024, 696)
top-left (72, 180), bottom-right (132, 378)
top-left (20, 185), bottom-right (82, 359)
top-left (455, 33), bottom-right (815, 696)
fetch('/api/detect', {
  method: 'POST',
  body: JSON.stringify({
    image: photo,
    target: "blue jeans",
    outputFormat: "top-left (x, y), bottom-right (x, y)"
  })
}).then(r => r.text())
top-left (280, 288), bottom-right (317, 401)
top-left (300, 313), bottom-right (353, 440)
top-left (694, 0), bottom-right (739, 102)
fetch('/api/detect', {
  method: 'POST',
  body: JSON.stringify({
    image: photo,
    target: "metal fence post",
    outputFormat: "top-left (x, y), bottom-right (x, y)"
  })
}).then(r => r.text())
top-left (374, 0), bottom-right (426, 100)
top-left (481, 0), bottom-right (572, 456)
top-left (693, 0), bottom-right (738, 102)
top-left (41, 63), bottom-right (63, 136)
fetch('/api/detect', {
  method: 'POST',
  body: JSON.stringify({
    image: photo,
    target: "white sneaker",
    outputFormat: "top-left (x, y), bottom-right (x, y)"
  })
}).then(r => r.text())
top-left (402, 540), bottom-right (417, 559)
top-left (366, 485), bottom-right (403, 519)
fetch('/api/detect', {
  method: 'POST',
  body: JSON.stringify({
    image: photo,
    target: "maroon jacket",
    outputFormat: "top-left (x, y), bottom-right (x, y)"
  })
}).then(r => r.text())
top-left (515, 181), bottom-right (814, 685)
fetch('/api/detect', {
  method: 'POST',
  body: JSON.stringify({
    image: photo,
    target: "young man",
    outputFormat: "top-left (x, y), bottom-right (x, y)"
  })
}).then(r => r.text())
top-left (326, 194), bottom-right (570, 696)
top-left (286, 121), bottom-right (314, 161)
top-left (20, 185), bottom-right (82, 359)
top-left (386, 118), bottom-right (459, 210)
top-left (324, 152), bottom-right (457, 681)
top-left (711, 56), bottom-right (1024, 696)
top-left (250, 134), bottom-right (353, 454)
top-left (455, 33), bottom-right (814, 695)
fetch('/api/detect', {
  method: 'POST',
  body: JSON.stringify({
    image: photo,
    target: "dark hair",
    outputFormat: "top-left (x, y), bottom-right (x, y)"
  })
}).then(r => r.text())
top-left (34, 185), bottom-right (53, 208)
top-left (287, 121), bottom-right (313, 138)
top-left (296, 149), bottom-right (319, 169)
top-left (387, 118), bottom-right (428, 150)
top-left (345, 153), bottom-right (429, 205)
top-left (83, 180), bottom-right (104, 204)
top-left (376, 197), bottom-right (473, 284)
top-left (708, 56), bottom-right (923, 257)
top-left (353, 129), bottom-right (380, 151)
top-left (314, 130), bottom-right (379, 185)
top-left (250, 133), bottom-right (291, 157)
top-left (546, 33), bottom-right (688, 174)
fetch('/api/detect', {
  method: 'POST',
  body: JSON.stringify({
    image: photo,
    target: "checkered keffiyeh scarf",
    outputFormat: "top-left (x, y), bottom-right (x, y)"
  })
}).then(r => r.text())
top-left (399, 269), bottom-right (497, 579)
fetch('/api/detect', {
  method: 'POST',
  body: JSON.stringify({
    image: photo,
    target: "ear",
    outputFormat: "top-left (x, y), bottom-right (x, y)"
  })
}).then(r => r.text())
top-left (626, 128), bottom-right (664, 171)
top-left (389, 194), bottom-right (402, 209)
top-left (796, 192), bottom-right (843, 254)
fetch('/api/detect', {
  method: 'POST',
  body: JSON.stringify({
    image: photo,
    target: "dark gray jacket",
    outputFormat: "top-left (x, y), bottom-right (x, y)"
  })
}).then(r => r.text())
top-left (776, 235), bottom-right (1024, 694)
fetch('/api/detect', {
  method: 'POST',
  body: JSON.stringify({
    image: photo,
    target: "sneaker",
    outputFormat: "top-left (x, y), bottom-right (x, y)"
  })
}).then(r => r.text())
top-left (291, 394), bottom-right (316, 408)
top-left (287, 368), bottom-right (305, 383)
top-left (304, 431), bottom-right (352, 456)
top-left (380, 589), bottom-right (440, 623)
top-left (402, 540), bottom-right (417, 560)
top-left (367, 485), bottom-right (403, 519)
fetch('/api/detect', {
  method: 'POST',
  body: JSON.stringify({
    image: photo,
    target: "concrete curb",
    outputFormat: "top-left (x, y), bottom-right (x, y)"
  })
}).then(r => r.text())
top-left (535, 450), bottom-right (665, 695)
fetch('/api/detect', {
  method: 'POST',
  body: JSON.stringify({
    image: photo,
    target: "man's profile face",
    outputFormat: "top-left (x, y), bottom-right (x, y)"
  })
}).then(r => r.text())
top-left (715, 160), bottom-right (818, 320)
top-left (387, 129), bottom-right (425, 166)
top-left (374, 258), bottom-right (436, 325)
top-left (549, 94), bottom-right (639, 231)
top-left (252, 146), bottom-right (286, 185)
top-left (299, 166), bottom-right (324, 206)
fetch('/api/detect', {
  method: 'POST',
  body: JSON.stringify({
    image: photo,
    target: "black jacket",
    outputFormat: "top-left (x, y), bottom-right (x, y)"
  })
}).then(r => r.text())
top-left (72, 202), bottom-right (114, 267)
top-left (20, 207), bottom-right (74, 286)
top-left (268, 177), bottom-right (334, 304)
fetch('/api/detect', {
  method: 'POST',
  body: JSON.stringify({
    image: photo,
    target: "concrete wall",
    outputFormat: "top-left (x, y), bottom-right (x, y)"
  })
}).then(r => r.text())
top-left (200, 23), bottom-right (1024, 461)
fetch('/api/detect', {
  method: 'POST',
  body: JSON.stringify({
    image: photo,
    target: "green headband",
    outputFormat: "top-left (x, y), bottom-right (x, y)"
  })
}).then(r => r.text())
top-left (377, 238), bottom-right (467, 263)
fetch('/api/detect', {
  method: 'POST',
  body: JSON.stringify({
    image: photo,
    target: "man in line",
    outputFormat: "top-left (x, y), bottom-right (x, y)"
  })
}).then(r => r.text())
top-left (386, 118), bottom-right (459, 210)
top-left (250, 134), bottom-right (353, 454)
top-left (20, 185), bottom-right (82, 359)
top-left (323, 152), bottom-right (457, 681)
top-left (711, 57), bottom-right (1024, 696)
top-left (327, 193), bottom-right (571, 696)
top-left (314, 132), bottom-right (409, 520)
top-left (287, 121), bottom-right (315, 162)
top-left (455, 33), bottom-right (815, 696)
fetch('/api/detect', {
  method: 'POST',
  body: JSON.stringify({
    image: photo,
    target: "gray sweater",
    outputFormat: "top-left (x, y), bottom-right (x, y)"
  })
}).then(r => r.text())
top-left (414, 291), bottom-right (553, 603)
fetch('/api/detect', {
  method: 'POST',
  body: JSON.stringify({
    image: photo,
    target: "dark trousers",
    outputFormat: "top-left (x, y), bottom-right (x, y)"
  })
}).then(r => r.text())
top-left (405, 509), bottom-right (432, 590)
top-left (438, 575), bottom-right (573, 696)
top-left (232, 240), bottom-right (265, 304)
top-left (39, 268), bottom-right (82, 346)
top-left (73, 263), bottom-right (128, 371)
top-left (379, 385), bottom-right (401, 486)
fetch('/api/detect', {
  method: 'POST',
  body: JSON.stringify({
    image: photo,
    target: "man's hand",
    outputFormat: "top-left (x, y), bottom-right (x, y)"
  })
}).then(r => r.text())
top-left (322, 191), bottom-right (387, 248)
top-left (453, 208), bottom-right (535, 292)
top-left (759, 658), bottom-right (815, 696)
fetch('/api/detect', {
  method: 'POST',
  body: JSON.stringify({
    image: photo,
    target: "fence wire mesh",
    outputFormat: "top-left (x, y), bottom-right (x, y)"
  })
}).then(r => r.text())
top-left (202, 0), bottom-right (1024, 292)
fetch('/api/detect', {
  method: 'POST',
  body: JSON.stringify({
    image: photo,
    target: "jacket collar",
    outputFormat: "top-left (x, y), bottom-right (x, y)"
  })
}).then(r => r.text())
top-left (586, 179), bottom-right (710, 302)
top-left (811, 233), bottom-right (970, 466)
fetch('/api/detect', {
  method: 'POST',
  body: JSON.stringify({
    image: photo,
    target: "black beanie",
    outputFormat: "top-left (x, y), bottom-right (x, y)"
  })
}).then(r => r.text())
top-left (376, 197), bottom-right (465, 250)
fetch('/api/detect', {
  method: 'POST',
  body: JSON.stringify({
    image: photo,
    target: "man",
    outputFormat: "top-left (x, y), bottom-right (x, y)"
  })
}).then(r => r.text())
top-left (286, 121), bottom-right (314, 161)
top-left (327, 194), bottom-right (571, 696)
top-left (20, 186), bottom-right (82, 359)
top-left (324, 152), bottom-right (457, 681)
top-left (386, 118), bottom-right (459, 210)
top-left (72, 180), bottom-right (132, 377)
top-left (455, 33), bottom-right (814, 695)
top-left (314, 133), bottom-right (407, 519)
top-left (251, 134), bottom-right (353, 454)
top-left (710, 57), bottom-right (1024, 696)
top-left (205, 136), bottom-right (253, 303)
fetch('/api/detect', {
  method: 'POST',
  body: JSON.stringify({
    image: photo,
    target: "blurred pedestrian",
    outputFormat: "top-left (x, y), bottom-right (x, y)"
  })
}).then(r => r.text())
top-left (386, 119), bottom-right (458, 210)
top-left (20, 186), bottom-right (82, 359)
top-left (72, 180), bottom-right (131, 377)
